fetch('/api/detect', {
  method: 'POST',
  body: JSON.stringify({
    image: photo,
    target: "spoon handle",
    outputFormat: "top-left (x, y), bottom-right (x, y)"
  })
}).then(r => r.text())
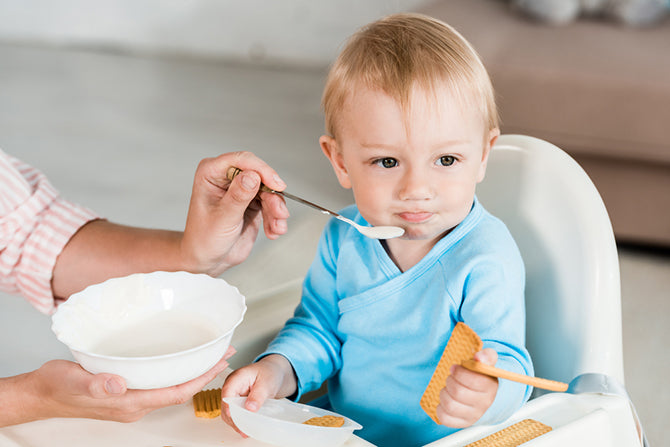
top-left (226, 166), bottom-right (341, 218)
top-left (279, 191), bottom-right (341, 218)
top-left (461, 359), bottom-right (568, 392)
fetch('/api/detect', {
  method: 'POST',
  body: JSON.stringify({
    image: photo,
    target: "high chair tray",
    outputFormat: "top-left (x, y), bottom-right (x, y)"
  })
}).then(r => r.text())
top-left (425, 392), bottom-right (641, 447)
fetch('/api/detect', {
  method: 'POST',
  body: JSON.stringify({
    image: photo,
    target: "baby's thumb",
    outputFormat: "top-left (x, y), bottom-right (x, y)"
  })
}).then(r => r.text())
top-left (474, 348), bottom-right (498, 366)
top-left (243, 384), bottom-right (273, 413)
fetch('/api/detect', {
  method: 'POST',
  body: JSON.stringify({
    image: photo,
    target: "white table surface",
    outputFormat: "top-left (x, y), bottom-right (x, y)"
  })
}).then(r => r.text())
top-left (0, 371), bottom-right (374, 447)
top-left (0, 404), bottom-right (369, 447)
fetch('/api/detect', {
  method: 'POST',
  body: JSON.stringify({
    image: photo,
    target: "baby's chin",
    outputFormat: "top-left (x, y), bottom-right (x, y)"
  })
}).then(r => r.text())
top-left (395, 225), bottom-right (455, 242)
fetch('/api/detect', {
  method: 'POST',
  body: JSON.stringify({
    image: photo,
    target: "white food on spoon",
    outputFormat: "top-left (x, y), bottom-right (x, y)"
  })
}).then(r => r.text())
top-left (335, 215), bottom-right (405, 239)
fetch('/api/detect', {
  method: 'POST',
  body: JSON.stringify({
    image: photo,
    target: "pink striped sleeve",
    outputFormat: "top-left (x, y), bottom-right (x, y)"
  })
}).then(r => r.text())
top-left (1, 149), bottom-right (99, 314)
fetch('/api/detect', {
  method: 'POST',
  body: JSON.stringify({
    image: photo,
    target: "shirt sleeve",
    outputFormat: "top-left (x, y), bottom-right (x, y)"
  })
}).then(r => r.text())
top-left (0, 149), bottom-right (99, 314)
top-left (259, 220), bottom-right (343, 400)
top-left (460, 242), bottom-right (534, 426)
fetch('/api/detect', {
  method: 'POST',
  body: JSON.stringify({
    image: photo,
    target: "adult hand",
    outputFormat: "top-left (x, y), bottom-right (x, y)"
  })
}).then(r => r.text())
top-left (52, 151), bottom-right (289, 300)
top-left (436, 348), bottom-right (498, 428)
top-left (181, 151), bottom-right (290, 276)
top-left (1, 346), bottom-right (235, 427)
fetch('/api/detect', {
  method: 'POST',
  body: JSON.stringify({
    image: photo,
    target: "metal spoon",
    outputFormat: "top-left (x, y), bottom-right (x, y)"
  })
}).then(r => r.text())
top-left (227, 167), bottom-right (405, 240)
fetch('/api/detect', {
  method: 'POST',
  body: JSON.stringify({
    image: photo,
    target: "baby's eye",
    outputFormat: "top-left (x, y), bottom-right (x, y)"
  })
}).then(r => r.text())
top-left (437, 155), bottom-right (456, 167)
top-left (375, 157), bottom-right (398, 168)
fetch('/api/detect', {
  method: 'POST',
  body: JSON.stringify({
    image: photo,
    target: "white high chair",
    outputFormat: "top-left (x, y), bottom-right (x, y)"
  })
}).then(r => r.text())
top-left (230, 135), bottom-right (646, 447)
top-left (426, 135), bottom-right (646, 446)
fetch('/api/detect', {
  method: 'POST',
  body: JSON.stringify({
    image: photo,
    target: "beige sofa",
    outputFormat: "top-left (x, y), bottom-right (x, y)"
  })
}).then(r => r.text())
top-left (419, 0), bottom-right (670, 247)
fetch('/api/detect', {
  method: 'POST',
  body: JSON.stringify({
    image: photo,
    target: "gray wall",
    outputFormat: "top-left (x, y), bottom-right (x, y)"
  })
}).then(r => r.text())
top-left (0, 0), bottom-right (430, 66)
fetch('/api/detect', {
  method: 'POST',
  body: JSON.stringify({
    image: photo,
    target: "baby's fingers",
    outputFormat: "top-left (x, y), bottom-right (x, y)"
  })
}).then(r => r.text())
top-left (450, 362), bottom-right (498, 394)
top-left (243, 376), bottom-right (277, 413)
top-left (435, 386), bottom-right (480, 428)
top-left (220, 399), bottom-right (247, 438)
top-left (436, 364), bottom-right (498, 428)
top-left (474, 347), bottom-right (497, 366)
top-left (220, 368), bottom-right (257, 435)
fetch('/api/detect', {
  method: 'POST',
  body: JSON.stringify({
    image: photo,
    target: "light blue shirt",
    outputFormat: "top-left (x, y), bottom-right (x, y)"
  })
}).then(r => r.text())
top-left (262, 197), bottom-right (533, 447)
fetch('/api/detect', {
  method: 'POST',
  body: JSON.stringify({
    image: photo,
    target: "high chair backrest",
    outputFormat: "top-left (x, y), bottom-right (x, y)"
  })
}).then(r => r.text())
top-left (477, 135), bottom-right (624, 387)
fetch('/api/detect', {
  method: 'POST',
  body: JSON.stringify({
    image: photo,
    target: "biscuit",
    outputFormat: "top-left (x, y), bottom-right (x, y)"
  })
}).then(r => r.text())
top-left (464, 418), bottom-right (552, 446)
top-left (193, 388), bottom-right (222, 418)
top-left (420, 322), bottom-right (482, 424)
top-left (302, 415), bottom-right (346, 427)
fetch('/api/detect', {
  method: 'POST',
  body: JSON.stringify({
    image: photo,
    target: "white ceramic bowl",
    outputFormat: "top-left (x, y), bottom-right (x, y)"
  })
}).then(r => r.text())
top-left (52, 271), bottom-right (246, 389)
top-left (223, 397), bottom-right (362, 447)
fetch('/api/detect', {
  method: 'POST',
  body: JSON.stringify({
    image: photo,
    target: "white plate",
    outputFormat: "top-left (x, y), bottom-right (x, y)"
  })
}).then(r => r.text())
top-left (223, 397), bottom-right (362, 447)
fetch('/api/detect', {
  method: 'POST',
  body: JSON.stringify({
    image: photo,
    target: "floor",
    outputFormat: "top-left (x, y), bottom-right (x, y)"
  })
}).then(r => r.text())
top-left (0, 43), bottom-right (667, 446)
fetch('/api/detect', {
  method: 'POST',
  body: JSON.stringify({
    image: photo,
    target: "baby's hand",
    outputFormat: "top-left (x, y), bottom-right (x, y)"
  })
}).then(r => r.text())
top-left (436, 348), bottom-right (498, 428)
top-left (220, 354), bottom-right (297, 436)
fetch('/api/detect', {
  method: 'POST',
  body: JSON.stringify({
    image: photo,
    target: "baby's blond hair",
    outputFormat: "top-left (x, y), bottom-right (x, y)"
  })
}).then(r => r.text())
top-left (322, 13), bottom-right (499, 139)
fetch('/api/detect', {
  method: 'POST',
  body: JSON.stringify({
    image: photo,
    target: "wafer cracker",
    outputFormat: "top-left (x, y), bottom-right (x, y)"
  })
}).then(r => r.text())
top-left (420, 322), bottom-right (482, 424)
top-left (302, 415), bottom-right (346, 427)
top-left (464, 418), bottom-right (552, 446)
top-left (193, 388), bottom-right (222, 418)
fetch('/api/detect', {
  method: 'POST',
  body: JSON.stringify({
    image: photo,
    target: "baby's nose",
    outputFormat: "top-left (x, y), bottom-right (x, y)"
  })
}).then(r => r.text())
top-left (398, 169), bottom-right (433, 200)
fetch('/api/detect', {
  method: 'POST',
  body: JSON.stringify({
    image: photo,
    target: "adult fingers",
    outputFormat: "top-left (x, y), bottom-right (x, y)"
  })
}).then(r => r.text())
top-left (126, 355), bottom-right (231, 411)
top-left (201, 151), bottom-right (286, 193)
top-left (199, 152), bottom-right (288, 236)
top-left (223, 345), bottom-right (237, 361)
top-left (56, 360), bottom-right (127, 400)
top-left (217, 170), bottom-right (264, 232)
top-left (260, 192), bottom-right (289, 239)
top-left (167, 355), bottom-right (232, 402)
top-left (90, 374), bottom-right (127, 399)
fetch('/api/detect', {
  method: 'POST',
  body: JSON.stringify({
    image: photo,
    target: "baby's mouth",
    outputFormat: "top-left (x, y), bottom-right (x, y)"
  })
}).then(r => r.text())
top-left (398, 211), bottom-right (433, 223)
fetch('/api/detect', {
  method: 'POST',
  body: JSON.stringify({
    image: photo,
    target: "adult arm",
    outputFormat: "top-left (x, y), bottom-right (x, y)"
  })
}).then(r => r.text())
top-left (0, 348), bottom-right (234, 427)
top-left (52, 151), bottom-right (289, 300)
top-left (0, 150), bottom-right (287, 426)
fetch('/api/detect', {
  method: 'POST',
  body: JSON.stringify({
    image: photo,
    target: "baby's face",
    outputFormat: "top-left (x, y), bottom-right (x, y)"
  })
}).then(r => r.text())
top-left (321, 84), bottom-right (497, 245)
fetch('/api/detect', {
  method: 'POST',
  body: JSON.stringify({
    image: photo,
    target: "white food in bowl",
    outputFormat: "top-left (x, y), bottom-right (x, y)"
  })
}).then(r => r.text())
top-left (223, 397), bottom-right (362, 447)
top-left (52, 271), bottom-right (246, 389)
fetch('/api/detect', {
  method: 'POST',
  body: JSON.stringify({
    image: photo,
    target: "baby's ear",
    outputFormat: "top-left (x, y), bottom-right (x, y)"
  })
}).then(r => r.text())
top-left (319, 135), bottom-right (352, 189)
top-left (477, 128), bottom-right (499, 183)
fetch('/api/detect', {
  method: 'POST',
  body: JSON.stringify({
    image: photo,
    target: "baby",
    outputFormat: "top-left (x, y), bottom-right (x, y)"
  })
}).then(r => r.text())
top-left (222, 13), bottom-right (533, 447)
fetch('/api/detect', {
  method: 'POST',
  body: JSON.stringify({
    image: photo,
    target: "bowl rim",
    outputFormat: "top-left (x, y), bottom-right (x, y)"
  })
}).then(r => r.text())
top-left (52, 271), bottom-right (246, 361)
